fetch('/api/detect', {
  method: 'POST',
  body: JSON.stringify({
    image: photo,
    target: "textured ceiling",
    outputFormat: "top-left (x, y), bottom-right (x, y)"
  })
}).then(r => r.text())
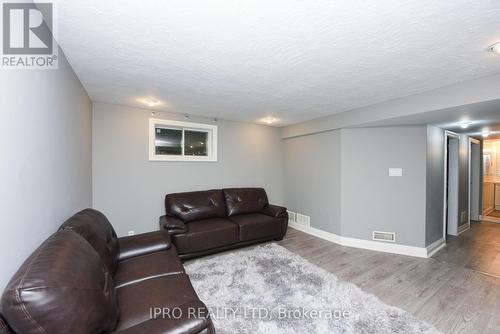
top-left (52, 0), bottom-right (500, 126)
top-left (358, 99), bottom-right (500, 139)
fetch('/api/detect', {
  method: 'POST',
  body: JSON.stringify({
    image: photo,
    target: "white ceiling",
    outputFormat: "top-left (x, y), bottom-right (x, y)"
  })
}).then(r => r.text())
top-left (358, 99), bottom-right (500, 139)
top-left (53, 0), bottom-right (500, 126)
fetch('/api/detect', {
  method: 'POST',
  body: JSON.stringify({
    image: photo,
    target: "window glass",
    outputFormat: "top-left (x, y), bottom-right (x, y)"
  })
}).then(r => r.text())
top-left (150, 119), bottom-right (217, 161)
top-left (155, 127), bottom-right (182, 155)
top-left (184, 130), bottom-right (208, 156)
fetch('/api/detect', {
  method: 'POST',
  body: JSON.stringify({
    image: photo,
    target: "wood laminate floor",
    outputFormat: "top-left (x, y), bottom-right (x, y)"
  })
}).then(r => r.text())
top-left (276, 224), bottom-right (500, 334)
top-left (487, 211), bottom-right (500, 219)
top-left (433, 221), bottom-right (500, 278)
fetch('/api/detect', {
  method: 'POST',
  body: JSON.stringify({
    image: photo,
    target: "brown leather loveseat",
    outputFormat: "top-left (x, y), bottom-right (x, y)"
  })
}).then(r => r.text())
top-left (0, 209), bottom-right (214, 334)
top-left (160, 188), bottom-right (288, 259)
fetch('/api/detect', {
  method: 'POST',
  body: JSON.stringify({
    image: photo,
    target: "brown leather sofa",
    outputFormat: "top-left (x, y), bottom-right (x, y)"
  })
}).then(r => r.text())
top-left (160, 188), bottom-right (288, 259)
top-left (0, 209), bottom-right (214, 334)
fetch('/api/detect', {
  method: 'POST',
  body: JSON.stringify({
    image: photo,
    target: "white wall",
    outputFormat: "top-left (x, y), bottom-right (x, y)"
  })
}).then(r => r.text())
top-left (0, 50), bottom-right (92, 291)
top-left (92, 103), bottom-right (284, 236)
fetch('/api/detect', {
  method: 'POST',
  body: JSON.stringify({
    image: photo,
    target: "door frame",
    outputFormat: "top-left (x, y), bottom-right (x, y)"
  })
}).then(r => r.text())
top-left (443, 130), bottom-right (460, 242)
top-left (468, 137), bottom-right (481, 226)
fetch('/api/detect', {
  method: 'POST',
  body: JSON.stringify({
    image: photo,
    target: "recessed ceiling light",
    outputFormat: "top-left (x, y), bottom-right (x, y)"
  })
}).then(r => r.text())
top-left (457, 120), bottom-right (472, 129)
top-left (488, 42), bottom-right (500, 55)
top-left (143, 98), bottom-right (159, 107)
top-left (261, 116), bottom-right (277, 125)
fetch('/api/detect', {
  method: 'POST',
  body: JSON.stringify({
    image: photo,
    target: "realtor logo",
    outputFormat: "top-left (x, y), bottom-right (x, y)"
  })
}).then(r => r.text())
top-left (1, 1), bottom-right (58, 69)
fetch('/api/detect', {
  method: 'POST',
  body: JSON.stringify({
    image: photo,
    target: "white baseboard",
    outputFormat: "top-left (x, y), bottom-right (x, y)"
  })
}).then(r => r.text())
top-left (484, 207), bottom-right (494, 216)
top-left (288, 222), bottom-right (429, 258)
top-left (426, 238), bottom-right (446, 258)
top-left (457, 223), bottom-right (470, 235)
top-left (483, 216), bottom-right (500, 224)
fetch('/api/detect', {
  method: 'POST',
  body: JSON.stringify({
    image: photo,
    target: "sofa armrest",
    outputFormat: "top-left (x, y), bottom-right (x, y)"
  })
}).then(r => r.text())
top-left (159, 215), bottom-right (187, 235)
top-left (261, 204), bottom-right (288, 219)
top-left (118, 230), bottom-right (171, 261)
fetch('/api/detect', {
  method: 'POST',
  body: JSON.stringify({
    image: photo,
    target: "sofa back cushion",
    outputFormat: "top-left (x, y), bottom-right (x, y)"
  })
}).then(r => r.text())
top-left (223, 188), bottom-right (269, 216)
top-left (165, 190), bottom-right (227, 222)
top-left (59, 208), bottom-right (119, 275)
top-left (1, 230), bottom-right (119, 334)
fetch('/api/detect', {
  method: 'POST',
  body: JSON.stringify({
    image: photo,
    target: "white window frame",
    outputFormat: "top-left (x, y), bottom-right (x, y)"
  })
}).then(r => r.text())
top-left (149, 118), bottom-right (218, 162)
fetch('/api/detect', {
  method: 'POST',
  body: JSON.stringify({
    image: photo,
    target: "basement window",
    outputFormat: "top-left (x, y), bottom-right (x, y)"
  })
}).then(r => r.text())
top-left (149, 118), bottom-right (218, 161)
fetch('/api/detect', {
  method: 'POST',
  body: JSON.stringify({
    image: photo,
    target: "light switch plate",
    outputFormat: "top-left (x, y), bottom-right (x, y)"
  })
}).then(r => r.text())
top-left (389, 168), bottom-right (403, 177)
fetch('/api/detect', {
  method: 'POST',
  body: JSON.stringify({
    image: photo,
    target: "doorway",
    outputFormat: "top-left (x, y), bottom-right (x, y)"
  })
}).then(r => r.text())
top-left (443, 131), bottom-right (460, 240)
top-left (483, 139), bottom-right (500, 223)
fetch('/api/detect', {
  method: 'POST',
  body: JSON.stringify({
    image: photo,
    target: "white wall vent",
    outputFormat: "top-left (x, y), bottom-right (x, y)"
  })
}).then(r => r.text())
top-left (287, 211), bottom-right (296, 223)
top-left (460, 211), bottom-right (468, 224)
top-left (372, 231), bottom-right (396, 242)
top-left (296, 213), bottom-right (311, 227)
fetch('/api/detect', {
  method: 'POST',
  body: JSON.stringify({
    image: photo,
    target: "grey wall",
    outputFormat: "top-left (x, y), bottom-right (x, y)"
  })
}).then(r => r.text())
top-left (425, 125), bottom-right (445, 245)
top-left (0, 50), bottom-right (92, 291)
top-left (340, 127), bottom-right (428, 247)
top-left (479, 140), bottom-right (484, 217)
top-left (458, 134), bottom-right (470, 226)
top-left (283, 130), bottom-right (341, 234)
top-left (92, 103), bottom-right (284, 236)
top-left (283, 126), bottom-right (429, 247)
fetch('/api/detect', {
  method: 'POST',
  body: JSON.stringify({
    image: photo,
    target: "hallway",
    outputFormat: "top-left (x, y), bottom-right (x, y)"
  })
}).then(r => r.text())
top-left (432, 221), bottom-right (500, 278)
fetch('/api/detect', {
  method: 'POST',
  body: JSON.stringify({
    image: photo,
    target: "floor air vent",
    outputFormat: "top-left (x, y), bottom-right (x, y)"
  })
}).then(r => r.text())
top-left (372, 231), bottom-right (395, 242)
top-left (296, 213), bottom-right (311, 227)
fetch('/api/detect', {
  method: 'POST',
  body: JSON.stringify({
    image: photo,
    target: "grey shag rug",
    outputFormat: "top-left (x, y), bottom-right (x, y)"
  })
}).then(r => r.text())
top-left (184, 243), bottom-right (440, 334)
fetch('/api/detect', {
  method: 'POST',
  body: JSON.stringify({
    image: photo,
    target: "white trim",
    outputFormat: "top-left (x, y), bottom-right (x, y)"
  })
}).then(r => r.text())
top-left (149, 118), bottom-right (218, 162)
top-left (288, 222), bottom-right (341, 243)
top-left (484, 207), bottom-right (495, 216)
top-left (483, 215), bottom-right (500, 224)
top-left (457, 223), bottom-right (470, 235)
top-left (443, 130), bottom-right (460, 241)
top-left (426, 238), bottom-right (446, 258)
top-left (289, 223), bottom-right (429, 258)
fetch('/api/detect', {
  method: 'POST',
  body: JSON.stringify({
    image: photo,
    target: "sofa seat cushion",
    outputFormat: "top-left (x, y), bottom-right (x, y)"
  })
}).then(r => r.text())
top-left (229, 213), bottom-right (286, 241)
top-left (115, 275), bottom-right (211, 332)
top-left (114, 248), bottom-right (185, 288)
top-left (173, 218), bottom-right (239, 254)
top-left (112, 300), bottom-right (214, 334)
